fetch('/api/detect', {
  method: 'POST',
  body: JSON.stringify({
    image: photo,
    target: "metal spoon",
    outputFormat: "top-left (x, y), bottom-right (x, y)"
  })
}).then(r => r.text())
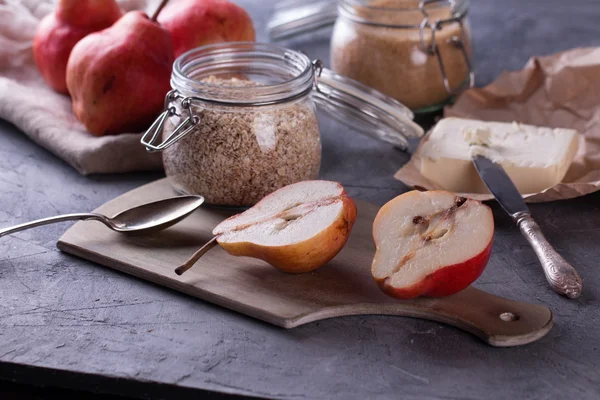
top-left (0, 195), bottom-right (205, 238)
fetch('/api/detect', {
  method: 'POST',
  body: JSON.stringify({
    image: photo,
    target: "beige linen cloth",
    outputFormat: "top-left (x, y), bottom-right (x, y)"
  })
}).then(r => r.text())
top-left (395, 47), bottom-right (600, 202)
top-left (0, 0), bottom-right (164, 174)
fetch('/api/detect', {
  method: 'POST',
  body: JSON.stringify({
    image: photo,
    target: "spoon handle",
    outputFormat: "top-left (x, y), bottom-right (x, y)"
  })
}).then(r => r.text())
top-left (0, 213), bottom-right (106, 238)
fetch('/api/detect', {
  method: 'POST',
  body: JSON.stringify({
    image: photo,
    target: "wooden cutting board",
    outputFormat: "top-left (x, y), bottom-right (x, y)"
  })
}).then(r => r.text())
top-left (57, 179), bottom-right (552, 347)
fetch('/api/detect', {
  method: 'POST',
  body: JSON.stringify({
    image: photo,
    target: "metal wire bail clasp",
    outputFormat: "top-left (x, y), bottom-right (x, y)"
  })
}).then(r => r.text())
top-left (140, 89), bottom-right (199, 153)
top-left (418, 0), bottom-right (474, 95)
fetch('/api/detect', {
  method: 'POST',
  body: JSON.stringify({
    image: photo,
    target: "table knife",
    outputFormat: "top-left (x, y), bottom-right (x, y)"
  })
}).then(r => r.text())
top-left (472, 154), bottom-right (583, 299)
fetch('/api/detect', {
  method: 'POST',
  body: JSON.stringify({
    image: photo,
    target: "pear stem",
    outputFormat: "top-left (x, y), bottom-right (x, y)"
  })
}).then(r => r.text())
top-left (175, 236), bottom-right (219, 276)
top-left (150, 0), bottom-right (170, 22)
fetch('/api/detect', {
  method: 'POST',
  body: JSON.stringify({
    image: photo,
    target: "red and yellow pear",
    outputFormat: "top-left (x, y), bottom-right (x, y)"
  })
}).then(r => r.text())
top-left (33, 0), bottom-right (122, 94)
top-left (176, 181), bottom-right (357, 275)
top-left (66, 8), bottom-right (174, 136)
top-left (158, 0), bottom-right (256, 57)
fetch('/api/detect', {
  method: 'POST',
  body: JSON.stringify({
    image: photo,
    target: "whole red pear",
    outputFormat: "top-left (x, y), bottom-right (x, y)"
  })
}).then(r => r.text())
top-left (33, 0), bottom-right (122, 94)
top-left (66, 11), bottom-right (174, 136)
top-left (158, 0), bottom-right (255, 58)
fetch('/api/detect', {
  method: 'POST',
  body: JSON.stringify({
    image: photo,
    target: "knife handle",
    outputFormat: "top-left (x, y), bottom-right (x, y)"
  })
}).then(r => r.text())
top-left (515, 212), bottom-right (583, 299)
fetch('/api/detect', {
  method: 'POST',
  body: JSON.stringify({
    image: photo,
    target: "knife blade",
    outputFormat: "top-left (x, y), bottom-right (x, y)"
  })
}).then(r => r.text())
top-left (472, 154), bottom-right (583, 299)
top-left (472, 155), bottom-right (529, 217)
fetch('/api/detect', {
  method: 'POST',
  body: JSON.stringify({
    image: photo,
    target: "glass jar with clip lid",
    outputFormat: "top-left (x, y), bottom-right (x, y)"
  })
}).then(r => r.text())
top-left (141, 42), bottom-right (423, 207)
top-left (268, 0), bottom-right (474, 113)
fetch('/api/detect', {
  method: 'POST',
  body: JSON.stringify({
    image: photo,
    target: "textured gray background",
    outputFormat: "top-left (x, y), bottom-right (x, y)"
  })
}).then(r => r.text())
top-left (1, 0), bottom-right (600, 399)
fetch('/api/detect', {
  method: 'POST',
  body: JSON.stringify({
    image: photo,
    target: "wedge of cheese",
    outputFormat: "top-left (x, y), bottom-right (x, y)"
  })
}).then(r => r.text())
top-left (419, 118), bottom-right (580, 194)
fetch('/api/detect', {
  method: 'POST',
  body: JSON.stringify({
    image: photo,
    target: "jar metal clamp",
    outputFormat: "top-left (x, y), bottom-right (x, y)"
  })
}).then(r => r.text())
top-left (417, 0), bottom-right (474, 95)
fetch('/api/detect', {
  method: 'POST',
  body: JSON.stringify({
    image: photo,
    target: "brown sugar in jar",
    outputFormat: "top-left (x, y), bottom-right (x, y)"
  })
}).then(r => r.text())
top-left (331, 0), bottom-right (472, 111)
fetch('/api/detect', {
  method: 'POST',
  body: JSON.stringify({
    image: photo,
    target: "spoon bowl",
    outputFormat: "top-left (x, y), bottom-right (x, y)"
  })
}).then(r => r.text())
top-left (108, 196), bottom-right (205, 234)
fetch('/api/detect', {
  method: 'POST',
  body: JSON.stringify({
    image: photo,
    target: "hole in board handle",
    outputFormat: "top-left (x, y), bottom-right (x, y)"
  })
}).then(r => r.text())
top-left (499, 312), bottom-right (519, 322)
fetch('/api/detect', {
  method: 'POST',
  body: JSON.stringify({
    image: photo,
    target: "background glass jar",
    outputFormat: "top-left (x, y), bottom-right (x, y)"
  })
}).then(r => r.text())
top-left (142, 42), bottom-right (424, 207)
top-left (268, 0), bottom-right (474, 113)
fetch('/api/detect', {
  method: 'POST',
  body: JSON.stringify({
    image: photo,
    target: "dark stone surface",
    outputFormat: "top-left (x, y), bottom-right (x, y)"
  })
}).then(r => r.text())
top-left (1, 0), bottom-right (600, 399)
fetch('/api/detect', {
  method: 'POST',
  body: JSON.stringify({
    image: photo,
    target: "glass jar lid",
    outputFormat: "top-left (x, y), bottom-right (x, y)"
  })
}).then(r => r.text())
top-left (312, 60), bottom-right (423, 149)
top-left (268, 0), bottom-right (468, 40)
top-left (141, 42), bottom-right (424, 153)
top-left (268, 0), bottom-right (339, 41)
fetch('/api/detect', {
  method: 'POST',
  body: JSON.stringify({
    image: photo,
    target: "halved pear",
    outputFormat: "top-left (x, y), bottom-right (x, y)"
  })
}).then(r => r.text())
top-left (371, 190), bottom-right (494, 299)
top-left (213, 180), bottom-right (357, 273)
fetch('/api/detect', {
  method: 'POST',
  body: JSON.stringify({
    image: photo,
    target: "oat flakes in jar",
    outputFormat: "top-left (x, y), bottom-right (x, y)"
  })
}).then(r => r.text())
top-left (269, 0), bottom-right (474, 113)
top-left (142, 42), bottom-right (424, 207)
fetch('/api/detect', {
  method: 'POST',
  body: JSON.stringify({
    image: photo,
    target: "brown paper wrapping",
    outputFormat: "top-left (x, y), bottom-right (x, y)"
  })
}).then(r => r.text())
top-left (395, 47), bottom-right (600, 202)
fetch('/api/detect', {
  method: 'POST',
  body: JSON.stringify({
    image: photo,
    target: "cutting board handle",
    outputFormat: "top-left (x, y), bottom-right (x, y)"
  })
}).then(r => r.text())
top-left (294, 287), bottom-right (553, 347)
top-left (390, 288), bottom-right (553, 347)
